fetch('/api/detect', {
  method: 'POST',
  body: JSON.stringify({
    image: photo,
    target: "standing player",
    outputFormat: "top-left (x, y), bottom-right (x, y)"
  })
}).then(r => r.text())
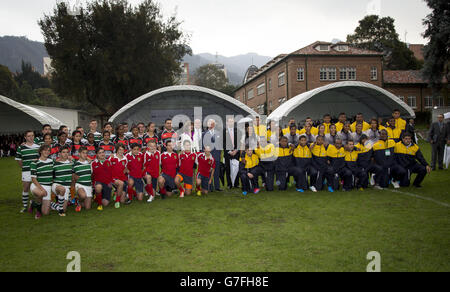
top-left (73, 146), bottom-right (93, 212)
top-left (326, 138), bottom-right (351, 192)
top-left (195, 145), bottom-right (215, 196)
top-left (103, 122), bottom-right (116, 140)
top-left (113, 124), bottom-right (130, 152)
top-left (144, 141), bottom-right (161, 202)
top-left (128, 126), bottom-right (144, 150)
top-left (34, 124), bottom-right (53, 145)
top-left (15, 130), bottom-right (39, 213)
top-left (52, 146), bottom-right (73, 216)
top-left (310, 135), bottom-right (334, 191)
top-left (85, 133), bottom-right (98, 161)
top-left (51, 131), bottom-right (72, 160)
top-left (86, 119), bottom-right (102, 144)
top-left (143, 122), bottom-right (159, 150)
top-left (293, 135), bottom-right (317, 192)
top-left (159, 119), bottom-right (177, 152)
top-left (274, 136), bottom-right (300, 191)
top-left (98, 131), bottom-right (115, 159)
top-left (175, 140), bottom-right (197, 197)
top-left (29, 145), bottom-right (54, 219)
top-left (344, 140), bottom-right (368, 190)
top-left (126, 143), bottom-right (145, 202)
top-left (92, 148), bottom-right (113, 210)
top-left (71, 130), bottom-right (85, 160)
top-left (158, 140), bottom-right (179, 198)
top-left (109, 144), bottom-right (129, 208)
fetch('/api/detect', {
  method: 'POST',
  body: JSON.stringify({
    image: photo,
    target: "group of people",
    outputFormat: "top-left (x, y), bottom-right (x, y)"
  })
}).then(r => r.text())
top-left (14, 109), bottom-right (441, 219)
top-left (0, 134), bottom-right (22, 157)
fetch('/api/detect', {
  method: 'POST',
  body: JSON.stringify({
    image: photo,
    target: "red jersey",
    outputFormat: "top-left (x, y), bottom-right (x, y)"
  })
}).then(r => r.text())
top-left (178, 151), bottom-right (197, 177)
top-left (144, 150), bottom-right (161, 178)
top-left (98, 141), bottom-right (115, 158)
top-left (161, 151), bottom-right (179, 178)
top-left (109, 154), bottom-right (128, 181)
top-left (92, 159), bottom-right (113, 184)
top-left (85, 143), bottom-right (97, 160)
top-left (128, 136), bottom-right (144, 149)
top-left (126, 152), bottom-right (144, 178)
top-left (71, 142), bottom-right (84, 160)
top-left (113, 136), bottom-right (130, 152)
top-left (143, 133), bottom-right (159, 147)
top-left (197, 153), bottom-right (215, 177)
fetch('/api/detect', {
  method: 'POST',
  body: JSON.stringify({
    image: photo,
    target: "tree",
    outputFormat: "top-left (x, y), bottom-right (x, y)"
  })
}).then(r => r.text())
top-left (39, 0), bottom-right (191, 116)
top-left (219, 84), bottom-right (239, 97)
top-left (347, 15), bottom-right (422, 70)
top-left (0, 64), bottom-right (18, 97)
top-left (194, 64), bottom-right (228, 92)
top-left (422, 0), bottom-right (450, 97)
top-left (14, 61), bottom-right (50, 89)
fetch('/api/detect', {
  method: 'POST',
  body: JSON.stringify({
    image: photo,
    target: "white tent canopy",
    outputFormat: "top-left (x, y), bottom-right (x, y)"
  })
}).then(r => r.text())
top-left (109, 85), bottom-right (258, 126)
top-left (268, 81), bottom-right (415, 125)
top-left (0, 95), bottom-right (62, 134)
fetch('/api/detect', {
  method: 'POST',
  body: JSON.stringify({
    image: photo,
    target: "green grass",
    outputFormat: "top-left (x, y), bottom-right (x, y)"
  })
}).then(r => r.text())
top-left (0, 140), bottom-right (449, 272)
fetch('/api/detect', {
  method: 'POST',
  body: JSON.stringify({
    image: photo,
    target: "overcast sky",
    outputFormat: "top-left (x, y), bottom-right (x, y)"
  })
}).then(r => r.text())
top-left (0, 0), bottom-right (431, 57)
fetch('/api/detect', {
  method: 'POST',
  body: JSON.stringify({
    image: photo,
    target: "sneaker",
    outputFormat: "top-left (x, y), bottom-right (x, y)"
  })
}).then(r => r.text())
top-left (97, 205), bottom-right (103, 211)
top-left (296, 188), bottom-right (304, 193)
top-left (391, 180), bottom-right (400, 189)
top-left (155, 191), bottom-right (160, 196)
top-left (20, 207), bottom-right (27, 213)
top-left (58, 209), bottom-right (66, 217)
top-left (374, 185), bottom-right (384, 190)
top-left (147, 195), bottom-right (155, 203)
top-left (115, 202), bottom-right (120, 209)
top-left (124, 199), bottom-right (132, 205)
top-left (253, 188), bottom-right (260, 194)
top-left (328, 186), bottom-right (334, 193)
top-left (75, 205), bottom-right (82, 212)
top-left (197, 191), bottom-right (202, 196)
top-left (112, 192), bottom-right (117, 201)
top-left (369, 174), bottom-right (375, 186)
top-left (242, 191), bottom-right (248, 196)
top-left (309, 186), bottom-right (317, 193)
top-left (35, 211), bottom-right (42, 219)
top-left (179, 191), bottom-right (185, 198)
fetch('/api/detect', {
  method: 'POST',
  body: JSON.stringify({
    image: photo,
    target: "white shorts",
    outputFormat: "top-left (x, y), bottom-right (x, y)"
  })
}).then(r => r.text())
top-left (22, 171), bottom-right (31, 182)
top-left (30, 184), bottom-right (52, 201)
top-left (75, 183), bottom-right (93, 198)
top-left (52, 184), bottom-right (71, 201)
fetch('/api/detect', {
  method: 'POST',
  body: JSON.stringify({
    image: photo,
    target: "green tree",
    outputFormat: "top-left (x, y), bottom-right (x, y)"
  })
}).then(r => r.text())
top-left (219, 83), bottom-right (239, 97)
top-left (39, 0), bottom-right (191, 116)
top-left (194, 64), bottom-right (228, 92)
top-left (422, 0), bottom-right (450, 97)
top-left (14, 61), bottom-right (50, 89)
top-left (0, 64), bottom-right (18, 97)
top-left (347, 15), bottom-right (422, 70)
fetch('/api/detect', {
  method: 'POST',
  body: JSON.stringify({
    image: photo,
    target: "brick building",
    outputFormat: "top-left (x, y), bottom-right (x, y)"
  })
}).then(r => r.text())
top-left (234, 41), bottom-right (448, 116)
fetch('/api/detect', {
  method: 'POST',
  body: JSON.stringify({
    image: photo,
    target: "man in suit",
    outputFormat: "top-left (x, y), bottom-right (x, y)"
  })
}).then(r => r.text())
top-left (428, 114), bottom-right (449, 170)
top-left (223, 117), bottom-right (239, 189)
top-left (203, 119), bottom-right (223, 191)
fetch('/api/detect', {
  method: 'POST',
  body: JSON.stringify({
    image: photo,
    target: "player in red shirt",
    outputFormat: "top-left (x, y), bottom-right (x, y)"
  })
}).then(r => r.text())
top-left (98, 131), bottom-right (115, 159)
top-left (157, 140), bottom-right (179, 199)
top-left (109, 143), bottom-right (129, 208)
top-left (175, 140), bottom-right (197, 197)
top-left (196, 145), bottom-right (216, 196)
top-left (126, 143), bottom-right (145, 202)
top-left (92, 148), bottom-right (113, 211)
top-left (113, 124), bottom-right (130, 152)
top-left (143, 122), bottom-right (160, 151)
top-left (143, 141), bottom-right (160, 203)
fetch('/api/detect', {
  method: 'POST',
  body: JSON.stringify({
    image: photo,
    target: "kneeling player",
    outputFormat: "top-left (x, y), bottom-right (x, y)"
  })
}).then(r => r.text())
top-left (293, 135), bottom-right (318, 192)
top-left (144, 141), bottom-right (160, 202)
top-left (175, 140), bottom-right (197, 197)
top-left (29, 145), bottom-right (54, 219)
top-left (158, 140), bottom-right (179, 198)
top-left (195, 146), bottom-right (215, 196)
top-left (239, 147), bottom-right (261, 195)
top-left (52, 146), bottom-right (74, 216)
top-left (110, 144), bottom-right (129, 208)
top-left (344, 140), bottom-right (368, 190)
top-left (92, 148), bottom-right (113, 210)
top-left (73, 146), bottom-right (93, 211)
top-left (126, 143), bottom-right (145, 202)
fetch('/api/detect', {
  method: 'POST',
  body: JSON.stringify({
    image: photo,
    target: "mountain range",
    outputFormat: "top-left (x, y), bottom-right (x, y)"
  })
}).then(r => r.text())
top-left (0, 35), bottom-right (272, 85)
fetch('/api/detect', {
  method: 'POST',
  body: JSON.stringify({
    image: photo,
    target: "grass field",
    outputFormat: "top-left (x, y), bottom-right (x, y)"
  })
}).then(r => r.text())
top-left (0, 141), bottom-right (449, 272)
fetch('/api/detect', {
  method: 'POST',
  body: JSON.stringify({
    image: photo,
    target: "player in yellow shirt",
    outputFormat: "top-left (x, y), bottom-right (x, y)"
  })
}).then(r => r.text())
top-left (322, 114), bottom-right (332, 134)
top-left (299, 117), bottom-right (319, 135)
top-left (386, 117), bottom-right (404, 142)
top-left (239, 148), bottom-right (262, 196)
top-left (392, 109), bottom-right (406, 131)
top-left (351, 113), bottom-right (370, 132)
top-left (335, 113), bottom-right (347, 132)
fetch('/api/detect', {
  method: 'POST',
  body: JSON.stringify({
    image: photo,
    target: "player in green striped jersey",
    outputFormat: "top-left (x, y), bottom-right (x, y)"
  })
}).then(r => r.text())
top-left (15, 130), bottom-right (39, 213)
top-left (34, 124), bottom-right (56, 145)
top-left (52, 146), bottom-right (73, 216)
top-left (73, 146), bottom-right (93, 211)
top-left (85, 119), bottom-right (102, 144)
top-left (30, 145), bottom-right (54, 219)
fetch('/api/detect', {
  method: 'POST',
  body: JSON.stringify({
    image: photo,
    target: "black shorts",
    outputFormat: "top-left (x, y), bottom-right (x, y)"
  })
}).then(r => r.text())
top-left (129, 176), bottom-right (144, 194)
top-left (196, 173), bottom-right (211, 190)
top-left (176, 173), bottom-right (193, 189)
top-left (162, 173), bottom-right (176, 191)
top-left (95, 182), bottom-right (112, 201)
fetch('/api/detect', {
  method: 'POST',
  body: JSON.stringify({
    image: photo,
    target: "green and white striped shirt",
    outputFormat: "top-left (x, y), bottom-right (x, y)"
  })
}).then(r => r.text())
top-left (53, 160), bottom-right (73, 187)
top-left (15, 144), bottom-right (40, 172)
top-left (73, 160), bottom-right (92, 187)
top-left (85, 131), bottom-right (102, 143)
top-left (35, 136), bottom-right (56, 145)
top-left (30, 158), bottom-right (54, 186)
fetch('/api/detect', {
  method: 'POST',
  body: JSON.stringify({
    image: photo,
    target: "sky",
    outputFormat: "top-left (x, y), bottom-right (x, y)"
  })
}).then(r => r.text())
top-left (0, 0), bottom-right (431, 57)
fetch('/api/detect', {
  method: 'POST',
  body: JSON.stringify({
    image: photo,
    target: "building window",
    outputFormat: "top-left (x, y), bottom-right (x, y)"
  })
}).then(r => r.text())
top-left (370, 67), bottom-right (377, 80)
top-left (425, 96), bottom-right (433, 108)
top-left (268, 78), bottom-right (272, 90)
top-left (339, 68), bottom-right (347, 80)
top-left (297, 67), bottom-right (304, 81)
top-left (408, 96), bottom-right (417, 109)
top-left (336, 45), bottom-right (348, 51)
top-left (398, 96), bottom-right (405, 102)
top-left (257, 83), bottom-right (265, 95)
top-left (437, 96), bottom-right (444, 107)
top-left (348, 67), bottom-right (356, 80)
top-left (247, 88), bottom-right (254, 100)
top-left (320, 67), bottom-right (336, 81)
top-left (318, 44), bottom-right (330, 51)
top-left (278, 72), bottom-right (285, 86)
